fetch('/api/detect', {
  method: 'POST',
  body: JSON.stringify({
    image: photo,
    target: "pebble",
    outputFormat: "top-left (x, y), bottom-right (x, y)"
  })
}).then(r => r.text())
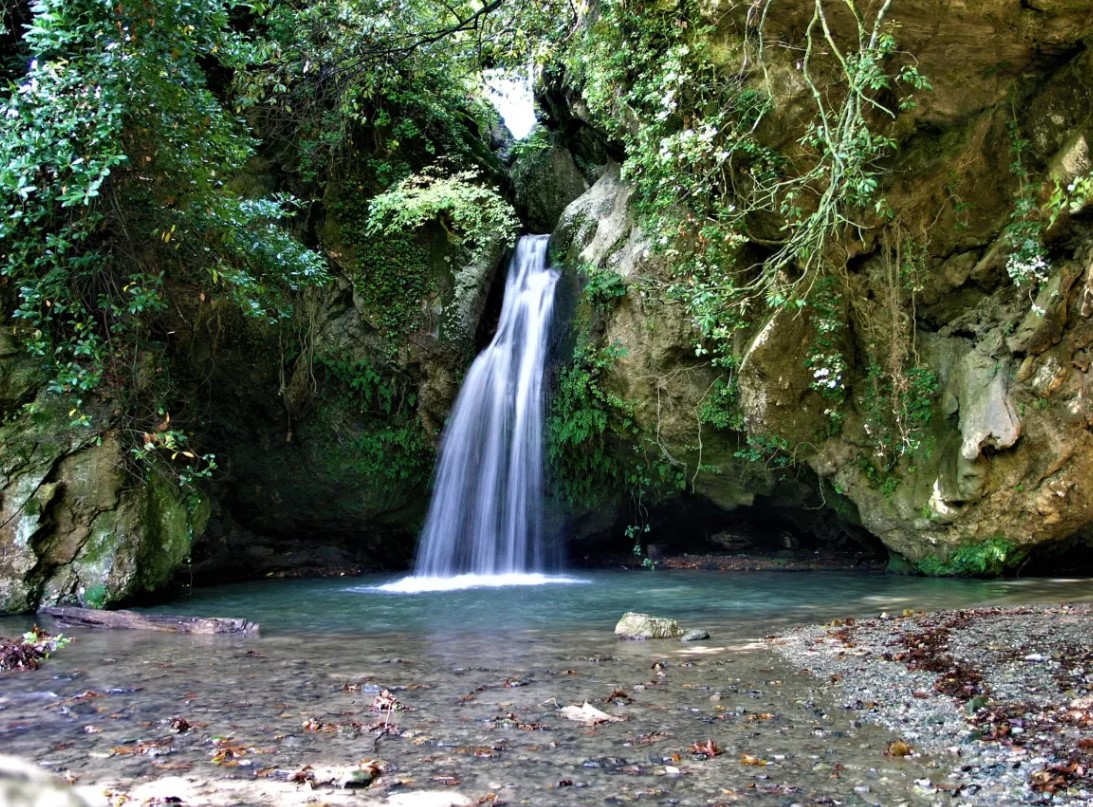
top-left (681, 629), bottom-right (710, 642)
top-left (771, 603), bottom-right (1093, 806)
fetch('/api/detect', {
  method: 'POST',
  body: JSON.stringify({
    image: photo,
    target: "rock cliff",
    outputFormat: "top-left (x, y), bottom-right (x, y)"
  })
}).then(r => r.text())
top-left (544, 0), bottom-right (1093, 572)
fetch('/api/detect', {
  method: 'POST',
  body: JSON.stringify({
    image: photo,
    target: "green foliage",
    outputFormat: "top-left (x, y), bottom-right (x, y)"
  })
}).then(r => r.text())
top-left (1048, 170), bottom-right (1093, 226)
top-left (366, 169), bottom-right (519, 267)
top-left (630, 528), bottom-right (656, 570)
top-left (331, 168), bottom-right (518, 343)
top-left (510, 126), bottom-right (551, 161)
top-left (697, 375), bottom-right (744, 432)
top-left (853, 232), bottom-right (937, 482)
top-left (859, 363), bottom-right (938, 492)
top-left (354, 233), bottom-right (431, 340)
top-left (582, 266), bottom-right (628, 312)
top-left (127, 410), bottom-right (219, 488)
top-left (0, 0), bottom-right (326, 480)
top-left (803, 276), bottom-right (848, 406)
top-left (914, 536), bottom-right (1027, 577)
top-left (566, 0), bottom-right (929, 451)
top-left (326, 175), bottom-right (433, 341)
top-left (316, 356), bottom-right (432, 489)
top-left (547, 338), bottom-right (685, 523)
top-left (762, 8), bottom-right (927, 288)
top-left (734, 433), bottom-right (795, 468)
top-left (236, 0), bottom-right (575, 190)
top-left (567, 0), bottom-right (929, 317)
top-left (1003, 118), bottom-right (1050, 289)
top-left (569, 0), bottom-right (771, 354)
top-left (548, 341), bottom-right (635, 508)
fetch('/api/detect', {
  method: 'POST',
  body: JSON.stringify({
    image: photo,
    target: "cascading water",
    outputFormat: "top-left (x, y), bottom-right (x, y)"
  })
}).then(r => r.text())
top-left (384, 235), bottom-right (571, 591)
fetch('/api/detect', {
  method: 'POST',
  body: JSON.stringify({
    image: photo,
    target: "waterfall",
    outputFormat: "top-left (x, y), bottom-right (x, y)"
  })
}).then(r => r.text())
top-left (411, 235), bottom-right (560, 582)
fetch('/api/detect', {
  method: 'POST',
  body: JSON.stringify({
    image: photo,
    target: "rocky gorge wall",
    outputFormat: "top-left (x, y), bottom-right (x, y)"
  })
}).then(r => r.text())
top-left (4, 0), bottom-right (1093, 614)
top-left (0, 163), bottom-right (517, 611)
top-left (540, 0), bottom-right (1093, 573)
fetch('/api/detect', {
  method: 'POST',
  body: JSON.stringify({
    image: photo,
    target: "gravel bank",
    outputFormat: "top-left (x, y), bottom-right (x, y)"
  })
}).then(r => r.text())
top-left (771, 603), bottom-right (1093, 805)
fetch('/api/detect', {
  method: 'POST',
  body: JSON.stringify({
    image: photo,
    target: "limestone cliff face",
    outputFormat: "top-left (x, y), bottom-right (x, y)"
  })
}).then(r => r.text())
top-left (0, 391), bottom-right (210, 612)
top-left (553, 165), bottom-right (784, 512)
top-left (548, 0), bottom-right (1093, 570)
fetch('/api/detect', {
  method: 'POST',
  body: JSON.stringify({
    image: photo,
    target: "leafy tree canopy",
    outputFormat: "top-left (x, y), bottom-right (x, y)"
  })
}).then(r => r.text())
top-left (0, 0), bottom-right (574, 477)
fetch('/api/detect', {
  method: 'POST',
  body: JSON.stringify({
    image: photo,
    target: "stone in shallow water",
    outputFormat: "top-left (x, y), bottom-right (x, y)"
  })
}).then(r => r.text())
top-left (682, 629), bottom-right (711, 642)
top-left (614, 612), bottom-right (684, 640)
top-left (386, 792), bottom-right (474, 807)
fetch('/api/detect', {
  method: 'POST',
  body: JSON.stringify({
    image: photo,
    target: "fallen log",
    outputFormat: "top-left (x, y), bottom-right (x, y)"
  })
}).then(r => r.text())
top-left (38, 606), bottom-right (259, 636)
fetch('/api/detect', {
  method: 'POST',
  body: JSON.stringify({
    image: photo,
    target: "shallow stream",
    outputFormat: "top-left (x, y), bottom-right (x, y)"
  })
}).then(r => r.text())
top-left (2, 571), bottom-right (1092, 806)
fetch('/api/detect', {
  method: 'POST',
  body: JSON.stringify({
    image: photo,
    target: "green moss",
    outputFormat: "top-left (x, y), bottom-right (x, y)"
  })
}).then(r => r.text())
top-left (353, 231), bottom-right (434, 341)
top-left (138, 473), bottom-right (207, 590)
top-left (914, 536), bottom-right (1027, 577)
top-left (311, 356), bottom-right (433, 493)
top-left (81, 584), bottom-right (108, 609)
top-left (328, 180), bottom-right (436, 343)
top-left (885, 553), bottom-right (914, 575)
top-left (547, 341), bottom-right (636, 508)
top-left (547, 339), bottom-right (684, 514)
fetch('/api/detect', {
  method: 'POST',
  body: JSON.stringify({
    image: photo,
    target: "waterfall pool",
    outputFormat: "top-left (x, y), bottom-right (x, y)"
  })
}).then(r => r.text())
top-left (72, 569), bottom-right (1093, 636)
top-left (2, 571), bottom-right (1091, 805)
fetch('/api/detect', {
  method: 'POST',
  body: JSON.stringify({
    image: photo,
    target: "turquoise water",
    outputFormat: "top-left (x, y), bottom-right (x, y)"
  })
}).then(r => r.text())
top-left (134, 569), bottom-right (1093, 638)
top-left (3, 570), bottom-right (1092, 806)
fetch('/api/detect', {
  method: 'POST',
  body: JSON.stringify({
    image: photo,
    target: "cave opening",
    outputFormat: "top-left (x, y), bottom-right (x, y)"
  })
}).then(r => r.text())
top-left (567, 491), bottom-right (889, 569)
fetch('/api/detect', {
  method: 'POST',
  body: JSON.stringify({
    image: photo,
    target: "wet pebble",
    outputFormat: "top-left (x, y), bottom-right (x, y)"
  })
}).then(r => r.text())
top-left (681, 629), bottom-right (710, 642)
top-left (773, 603), bottom-right (1093, 806)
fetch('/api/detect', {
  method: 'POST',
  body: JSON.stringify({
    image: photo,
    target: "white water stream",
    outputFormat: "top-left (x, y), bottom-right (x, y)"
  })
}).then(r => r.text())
top-left (392, 235), bottom-right (561, 591)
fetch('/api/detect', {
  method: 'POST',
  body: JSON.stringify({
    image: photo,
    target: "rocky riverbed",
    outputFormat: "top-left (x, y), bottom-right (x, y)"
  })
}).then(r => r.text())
top-left (771, 603), bottom-right (1093, 805)
top-left (3, 573), bottom-right (1093, 806)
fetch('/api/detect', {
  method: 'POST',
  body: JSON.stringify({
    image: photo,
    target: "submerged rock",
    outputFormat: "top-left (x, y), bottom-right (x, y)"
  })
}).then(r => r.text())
top-left (614, 612), bottom-right (684, 640)
top-left (682, 629), bottom-right (711, 642)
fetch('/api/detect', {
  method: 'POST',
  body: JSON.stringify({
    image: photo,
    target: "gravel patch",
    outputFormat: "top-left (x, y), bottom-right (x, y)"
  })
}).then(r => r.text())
top-left (770, 603), bottom-right (1093, 805)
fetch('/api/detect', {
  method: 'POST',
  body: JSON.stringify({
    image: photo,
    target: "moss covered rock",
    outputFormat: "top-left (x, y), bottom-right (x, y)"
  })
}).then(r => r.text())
top-left (545, 0), bottom-right (1093, 572)
top-left (0, 393), bottom-right (209, 613)
top-left (512, 138), bottom-right (589, 234)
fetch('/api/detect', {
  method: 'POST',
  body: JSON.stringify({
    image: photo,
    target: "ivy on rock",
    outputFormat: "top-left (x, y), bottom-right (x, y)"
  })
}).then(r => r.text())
top-left (1, 0), bottom-right (326, 479)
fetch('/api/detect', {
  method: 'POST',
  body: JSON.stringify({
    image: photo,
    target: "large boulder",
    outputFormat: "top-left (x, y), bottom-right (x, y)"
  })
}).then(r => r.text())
top-left (512, 139), bottom-right (589, 234)
top-left (614, 611), bottom-right (684, 640)
top-left (0, 395), bottom-right (209, 613)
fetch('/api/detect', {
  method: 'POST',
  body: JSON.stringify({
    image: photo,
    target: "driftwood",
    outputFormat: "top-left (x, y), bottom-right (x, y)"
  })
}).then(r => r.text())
top-left (38, 606), bottom-right (259, 636)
